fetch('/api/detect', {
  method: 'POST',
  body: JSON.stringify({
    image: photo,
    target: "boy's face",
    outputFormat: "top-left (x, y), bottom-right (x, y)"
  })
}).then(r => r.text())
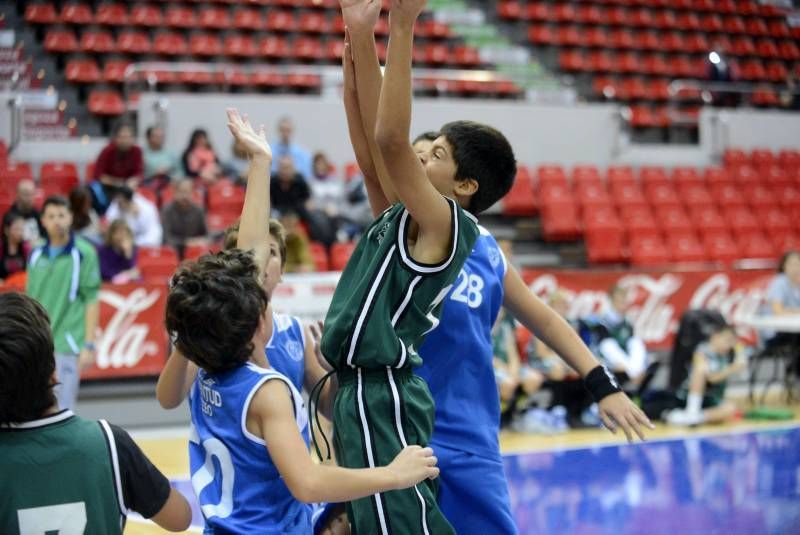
top-left (610, 288), bottom-right (628, 312)
top-left (419, 135), bottom-right (460, 199)
top-left (262, 233), bottom-right (284, 296)
top-left (710, 329), bottom-right (737, 353)
top-left (41, 205), bottom-right (72, 240)
top-left (412, 139), bottom-right (434, 155)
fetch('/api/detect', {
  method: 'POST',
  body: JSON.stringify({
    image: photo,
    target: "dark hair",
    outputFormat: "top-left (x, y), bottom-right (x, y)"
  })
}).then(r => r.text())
top-left (186, 128), bottom-right (211, 151)
top-left (2, 211), bottom-right (24, 235)
top-left (41, 195), bottom-right (70, 214)
top-left (166, 249), bottom-right (269, 374)
top-left (413, 131), bottom-right (439, 145)
top-left (223, 219), bottom-right (287, 269)
top-left (115, 186), bottom-right (135, 202)
top-left (0, 292), bottom-right (57, 425)
top-left (707, 320), bottom-right (734, 337)
top-left (145, 125), bottom-right (161, 139)
top-left (112, 120), bottom-right (134, 138)
top-left (778, 250), bottom-right (800, 273)
top-left (439, 121), bottom-right (516, 214)
top-left (68, 186), bottom-right (92, 231)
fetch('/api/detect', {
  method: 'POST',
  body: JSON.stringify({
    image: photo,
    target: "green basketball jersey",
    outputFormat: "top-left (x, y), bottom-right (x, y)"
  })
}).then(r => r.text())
top-left (321, 198), bottom-right (479, 370)
top-left (0, 410), bottom-right (125, 534)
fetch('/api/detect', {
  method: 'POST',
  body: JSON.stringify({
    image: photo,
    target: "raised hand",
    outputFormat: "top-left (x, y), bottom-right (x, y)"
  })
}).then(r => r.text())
top-left (388, 0), bottom-right (427, 28)
top-left (598, 392), bottom-right (655, 443)
top-left (387, 445), bottom-right (439, 489)
top-left (340, 0), bottom-right (382, 35)
top-left (226, 108), bottom-right (271, 159)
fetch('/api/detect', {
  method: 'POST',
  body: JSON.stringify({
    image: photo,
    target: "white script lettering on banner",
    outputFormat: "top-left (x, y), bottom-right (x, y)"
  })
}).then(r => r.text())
top-left (689, 274), bottom-right (767, 337)
top-left (96, 288), bottom-right (161, 369)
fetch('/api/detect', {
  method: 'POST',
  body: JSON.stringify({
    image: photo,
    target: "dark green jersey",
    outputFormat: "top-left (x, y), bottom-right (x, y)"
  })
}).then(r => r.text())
top-left (0, 410), bottom-right (171, 534)
top-left (321, 199), bottom-right (479, 370)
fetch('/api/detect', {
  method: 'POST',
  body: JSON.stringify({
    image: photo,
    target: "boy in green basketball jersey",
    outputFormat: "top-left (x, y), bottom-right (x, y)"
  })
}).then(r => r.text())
top-left (0, 292), bottom-right (191, 534)
top-left (318, 0), bottom-right (516, 533)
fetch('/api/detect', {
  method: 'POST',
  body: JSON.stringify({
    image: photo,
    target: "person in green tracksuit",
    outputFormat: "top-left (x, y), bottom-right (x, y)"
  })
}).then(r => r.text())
top-left (317, 1), bottom-right (517, 533)
top-left (0, 292), bottom-right (192, 533)
top-left (26, 195), bottom-right (101, 410)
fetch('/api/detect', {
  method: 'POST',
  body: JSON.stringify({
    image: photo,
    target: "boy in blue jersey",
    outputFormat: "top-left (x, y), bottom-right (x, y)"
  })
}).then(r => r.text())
top-left (340, 4), bottom-right (655, 532)
top-left (158, 109), bottom-right (439, 533)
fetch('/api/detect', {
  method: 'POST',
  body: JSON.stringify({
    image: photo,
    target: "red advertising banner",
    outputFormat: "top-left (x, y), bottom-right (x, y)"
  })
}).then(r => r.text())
top-left (81, 283), bottom-right (169, 380)
top-left (519, 268), bottom-right (775, 350)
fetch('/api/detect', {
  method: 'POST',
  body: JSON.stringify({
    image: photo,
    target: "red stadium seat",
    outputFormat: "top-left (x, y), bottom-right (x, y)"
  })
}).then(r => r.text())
top-left (190, 34), bottom-right (222, 57)
top-left (732, 36), bottom-right (756, 56)
top-left (537, 165), bottom-right (568, 189)
top-left (65, 59), bottom-right (100, 84)
top-left (497, 2), bottom-right (523, 20)
top-left (528, 26), bottom-right (553, 46)
top-left (117, 31), bottom-right (151, 55)
top-left (704, 233), bottom-right (740, 263)
top-left (710, 183), bottom-right (746, 209)
top-left (326, 39), bottom-right (345, 62)
top-left (259, 37), bottom-right (290, 59)
top-left (778, 150), bottom-right (800, 172)
top-left (525, 2), bottom-right (550, 21)
top-left (724, 206), bottom-right (760, 235)
top-left (294, 38), bottom-right (324, 61)
top-left (669, 235), bottom-right (707, 263)
top-left (502, 168), bottom-right (537, 216)
top-left (585, 27), bottom-right (608, 48)
top-left (657, 206), bottom-right (694, 235)
top-left (741, 183), bottom-right (778, 209)
top-left (557, 27), bottom-right (581, 48)
top-left (298, 12), bottom-right (329, 34)
top-left (613, 184), bottom-right (648, 210)
top-left (184, 244), bottom-right (214, 261)
top-left (199, 7), bottom-right (231, 30)
top-left (207, 211), bottom-right (239, 234)
top-left (80, 30), bottom-right (116, 54)
top-left (559, 51), bottom-right (585, 72)
top-left (154, 33), bottom-right (188, 56)
top-left (586, 234), bottom-right (625, 264)
top-left (60, 3), bottom-right (93, 25)
top-left (233, 9), bottom-right (263, 31)
top-left (630, 235), bottom-right (670, 266)
top-left (131, 5), bottom-right (162, 27)
top-left (755, 39), bottom-right (779, 59)
top-left (88, 90), bottom-right (125, 116)
top-left (622, 208), bottom-right (660, 241)
top-left (207, 183), bottom-right (245, 212)
top-left (778, 41), bottom-right (800, 61)
top-left (44, 29), bottom-right (79, 54)
top-left (165, 6), bottom-right (196, 28)
top-left (25, 3), bottom-right (58, 24)
top-left (761, 206), bottom-right (792, 236)
top-left (40, 161), bottom-right (79, 193)
top-left (0, 162), bottom-right (35, 185)
top-left (577, 4), bottom-right (603, 25)
top-left (541, 204), bottom-right (581, 242)
top-left (730, 165), bottom-right (760, 184)
top-left (646, 183), bottom-right (681, 208)
top-left (309, 242), bottom-right (329, 272)
top-left (690, 207), bottom-right (727, 235)
top-left (138, 246), bottom-right (180, 281)
top-left (266, 11), bottom-right (297, 32)
top-left (96, 4), bottom-right (128, 26)
top-left (672, 167), bottom-right (702, 189)
top-left (103, 60), bottom-right (132, 83)
top-left (330, 242), bottom-right (356, 271)
top-left (576, 183), bottom-right (611, 209)
top-left (571, 166), bottom-right (602, 187)
top-left (225, 36), bottom-right (257, 58)
top-left (680, 184), bottom-right (714, 209)
top-left (453, 46), bottom-right (481, 68)
top-left (607, 166), bottom-right (636, 189)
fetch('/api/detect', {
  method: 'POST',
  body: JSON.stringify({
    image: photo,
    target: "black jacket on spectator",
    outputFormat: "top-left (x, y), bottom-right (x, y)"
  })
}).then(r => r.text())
top-left (271, 174), bottom-right (311, 217)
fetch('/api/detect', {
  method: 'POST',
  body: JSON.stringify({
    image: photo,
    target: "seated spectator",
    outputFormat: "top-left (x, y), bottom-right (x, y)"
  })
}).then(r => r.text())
top-left (69, 186), bottom-right (102, 245)
top-left (343, 173), bottom-right (374, 237)
top-left (529, 291), bottom-right (574, 382)
top-left (92, 122), bottom-right (144, 213)
top-left (271, 116), bottom-right (312, 179)
top-left (591, 284), bottom-right (649, 385)
top-left (493, 308), bottom-right (543, 413)
top-left (143, 125), bottom-right (179, 187)
top-left (105, 187), bottom-right (163, 247)
top-left (225, 139), bottom-right (250, 186)
top-left (4, 179), bottom-right (44, 243)
top-left (161, 179), bottom-right (208, 255)
top-left (272, 156), bottom-right (337, 246)
top-left (309, 152), bottom-right (347, 234)
top-left (760, 250), bottom-right (800, 350)
top-left (280, 211), bottom-right (315, 273)
top-left (780, 73), bottom-right (800, 111)
top-left (0, 291), bottom-right (192, 532)
top-left (98, 219), bottom-right (140, 284)
top-left (666, 320), bottom-right (743, 426)
top-left (182, 129), bottom-right (222, 185)
top-left (0, 212), bottom-right (30, 283)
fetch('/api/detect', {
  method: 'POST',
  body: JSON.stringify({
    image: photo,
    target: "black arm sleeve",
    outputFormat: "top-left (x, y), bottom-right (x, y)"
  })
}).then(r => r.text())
top-left (109, 424), bottom-right (173, 519)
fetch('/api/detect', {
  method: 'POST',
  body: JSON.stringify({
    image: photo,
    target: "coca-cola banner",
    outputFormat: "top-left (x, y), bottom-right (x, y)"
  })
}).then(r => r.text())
top-left (81, 283), bottom-right (169, 380)
top-left (521, 269), bottom-right (774, 350)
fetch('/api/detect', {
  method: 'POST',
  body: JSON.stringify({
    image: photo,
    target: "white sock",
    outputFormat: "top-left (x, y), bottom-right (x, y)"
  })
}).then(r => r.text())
top-left (686, 393), bottom-right (703, 415)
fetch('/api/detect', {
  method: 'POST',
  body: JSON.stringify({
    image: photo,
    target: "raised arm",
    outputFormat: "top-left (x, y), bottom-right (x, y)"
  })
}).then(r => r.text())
top-left (227, 109), bottom-right (272, 273)
top-left (156, 348), bottom-right (198, 409)
top-left (341, 28), bottom-right (392, 216)
top-left (251, 379), bottom-right (438, 503)
top-left (374, 0), bottom-right (452, 249)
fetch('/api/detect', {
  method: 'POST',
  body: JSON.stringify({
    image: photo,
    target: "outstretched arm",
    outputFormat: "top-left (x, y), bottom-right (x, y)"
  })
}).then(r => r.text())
top-left (341, 29), bottom-right (391, 216)
top-left (227, 109), bottom-right (272, 275)
top-left (503, 266), bottom-right (654, 441)
top-left (374, 0), bottom-right (453, 259)
top-left (156, 349), bottom-right (198, 409)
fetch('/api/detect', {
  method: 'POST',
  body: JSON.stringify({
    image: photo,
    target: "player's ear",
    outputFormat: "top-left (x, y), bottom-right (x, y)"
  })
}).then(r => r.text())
top-left (454, 177), bottom-right (478, 197)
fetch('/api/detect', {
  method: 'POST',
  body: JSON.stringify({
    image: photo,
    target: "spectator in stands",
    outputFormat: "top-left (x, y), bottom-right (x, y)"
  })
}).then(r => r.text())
top-left (182, 128), bottom-right (222, 185)
top-left (4, 179), bottom-right (44, 243)
top-left (68, 186), bottom-right (102, 245)
top-left (280, 211), bottom-right (315, 273)
top-left (780, 72), bottom-right (800, 111)
top-left (666, 321), bottom-right (743, 426)
top-left (26, 196), bottom-right (100, 410)
top-left (706, 41), bottom-right (739, 107)
top-left (593, 284), bottom-right (649, 385)
top-left (343, 172), bottom-right (374, 237)
top-left (0, 292), bottom-right (192, 533)
top-left (492, 308), bottom-right (543, 414)
top-left (98, 219), bottom-right (140, 284)
top-left (529, 290), bottom-right (573, 382)
top-left (271, 116), bottom-right (312, 180)
top-left (105, 187), bottom-right (163, 247)
top-left (760, 250), bottom-right (800, 350)
top-left (225, 139), bottom-right (250, 186)
top-left (309, 152), bottom-right (347, 238)
top-left (92, 122), bottom-right (144, 207)
top-left (272, 156), bottom-right (336, 246)
top-left (161, 179), bottom-right (208, 255)
top-left (0, 212), bottom-right (30, 283)
top-left (143, 125), bottom-right (179, 187)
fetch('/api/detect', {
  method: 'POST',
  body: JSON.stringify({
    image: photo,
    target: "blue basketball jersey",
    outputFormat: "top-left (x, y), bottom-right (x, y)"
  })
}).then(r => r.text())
top-left (188, 362), bottom-right (312, 534)
top-left (416, 227), bottom-right (507, 459)
top-left (265, 312), bottom-right (309, 445)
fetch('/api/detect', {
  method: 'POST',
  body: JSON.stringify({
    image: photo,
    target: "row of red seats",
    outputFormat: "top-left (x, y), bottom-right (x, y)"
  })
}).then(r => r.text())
top-left (499, 2), bottom-right (792, 33)
top-left (559, 50), bottom-right (794, 82)
top-left (530, 27), bottom-right (800, 61)
top-left (722, 147), bottom-right (800, 170)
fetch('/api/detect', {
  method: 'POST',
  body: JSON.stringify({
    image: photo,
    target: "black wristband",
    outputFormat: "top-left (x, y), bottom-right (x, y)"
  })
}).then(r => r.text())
top-left (584, 365), bottom-right (622, 403)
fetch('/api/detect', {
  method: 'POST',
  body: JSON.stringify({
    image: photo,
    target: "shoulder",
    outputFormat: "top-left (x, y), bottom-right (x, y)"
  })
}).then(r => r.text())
top-left (273, 312), bottom-right (297, 333)
top-left (74, 237), bottom-right (99, 257)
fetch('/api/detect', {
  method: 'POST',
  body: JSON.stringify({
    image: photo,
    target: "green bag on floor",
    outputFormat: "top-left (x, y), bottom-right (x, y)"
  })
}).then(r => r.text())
top-left (744, 407), bottom-right (795, 420)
